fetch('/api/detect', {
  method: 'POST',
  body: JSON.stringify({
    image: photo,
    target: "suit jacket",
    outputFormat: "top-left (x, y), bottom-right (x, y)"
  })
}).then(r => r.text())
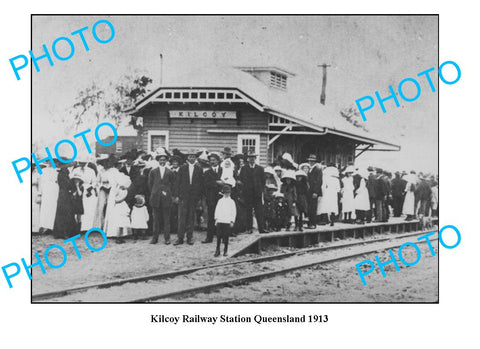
top-left (391, 177), bottom-right (407, 197)
top-left (239, 164), bottom-right (265, 202)
top-left (204, 167), bottom-right (223, 204)
top-left (120, 165), bottom-right (140, 180)
top-left (148, 166), bottom-right (174, 208)
top-left (367, 173), bottom-right (376, 198)
top-left (174, 163), bottom-right (204, 201)
top-left (374, 175), bottom-right (389, 200)
top-left (307, 164), bottom-right (323, 196)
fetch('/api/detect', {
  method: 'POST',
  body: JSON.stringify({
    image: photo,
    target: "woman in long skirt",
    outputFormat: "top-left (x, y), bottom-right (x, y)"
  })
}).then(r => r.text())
top-left (354, 170), bottom-right (370, 224)
top-left (32, 168), bottom-right (42, 233)
top-left (402, 172), bottom-right (418, 220)
top-left (341, 168), bottom-right (355, 222)
top-left (39, 164), bottom-right (59, 233)
top-left (53, 166), bottom-right (77, 239)
top-left (320, 166), bottom-right (340, 226)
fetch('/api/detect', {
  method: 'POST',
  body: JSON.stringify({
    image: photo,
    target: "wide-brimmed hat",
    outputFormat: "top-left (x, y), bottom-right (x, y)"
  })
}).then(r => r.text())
top-left (299, 162), bottom-right (310, 170)
top-left (197, 150), bottom-right (210, 164)
top-left (184, 148), bottom-right (198, 156)
top-left (295, 170), bottom-right (307, 177)
top-left (246, 149), bottom-right (258, 157)
top-left (274, 192), bottom-right (284, 198)
top-left (133, 159), bottom-right (146, 167)
top-left (71, 173), bottom-right (84, 182)
top-left (264, 167), bottom-right (275, 176)
top-left (273, 165), bottom-right (282, 172)
top-left (155, 147), bottom-right (170, 160)
top-left (207, 152), bottom-right (221, 162)
top-left (281, 170), bottom-right (296, 181)
top-left (221, 147), bottom-right (233, 156)
top-left (307, 154), bottom-right (317, 161)
top-left (265, 183), bottom-right (278, 191)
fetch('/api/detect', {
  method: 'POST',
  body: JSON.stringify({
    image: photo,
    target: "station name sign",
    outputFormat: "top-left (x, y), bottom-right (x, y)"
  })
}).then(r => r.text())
top-left (170, 110), bottom-right (237, 119)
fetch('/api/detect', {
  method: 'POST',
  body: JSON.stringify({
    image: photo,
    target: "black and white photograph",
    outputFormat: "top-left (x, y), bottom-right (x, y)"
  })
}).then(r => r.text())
top-left (31, 15), bottom-right (439, 303)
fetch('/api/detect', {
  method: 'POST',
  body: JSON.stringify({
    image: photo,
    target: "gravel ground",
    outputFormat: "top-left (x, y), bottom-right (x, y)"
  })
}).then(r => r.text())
top-left (167, 241), bottom-right (439, 302)
top-left (32, 231), bottom-right (259, 295)
top-left (38, 233), bottom-right (438, 302)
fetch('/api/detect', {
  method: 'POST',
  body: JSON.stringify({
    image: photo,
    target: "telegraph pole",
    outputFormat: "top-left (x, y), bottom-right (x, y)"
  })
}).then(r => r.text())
top-left (318, 63), bottom-right (331, 105)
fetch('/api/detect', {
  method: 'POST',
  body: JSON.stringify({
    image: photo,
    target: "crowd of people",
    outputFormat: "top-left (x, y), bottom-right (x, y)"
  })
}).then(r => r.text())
top-left (32, 146), bottom-right (439, 257)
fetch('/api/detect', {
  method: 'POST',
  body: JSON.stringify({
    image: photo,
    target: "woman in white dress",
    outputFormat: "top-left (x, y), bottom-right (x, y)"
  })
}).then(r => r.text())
top-left (402, 171), bottom-right (418, 220)
top-left (320, 166), bottom-right (340, 226)
top-left (103, 162), bottom-right (122, 237)
top-left (341, 167), bottom-right (355, 222)
top-left (32, 167), bottom-right (42, 233)
top-left (354, 169), bottom-right (370, 224)
top-left (38, 164), bottom-right (59, 233)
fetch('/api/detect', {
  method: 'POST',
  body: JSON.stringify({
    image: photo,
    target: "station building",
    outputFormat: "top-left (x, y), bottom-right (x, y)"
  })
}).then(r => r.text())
top-left (127, 66), bottom-right (399, 166)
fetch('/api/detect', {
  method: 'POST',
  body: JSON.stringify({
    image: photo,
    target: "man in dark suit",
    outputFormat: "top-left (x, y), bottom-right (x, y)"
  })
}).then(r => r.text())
top-left (238, 150), bottom-right (268, 234)
top-left (169, 155), bottom-right (182, 238)
top-left (148, 150), bottom-right (175, 244)
top-left (173, 149), bottom-right (204, 245)
top-left (202, 152), bottom-right (223, 243)
top-left (374, 168), bottom-right (389, 222)
top-left (306, 154), bottom-right (323, 228)
top-left (366, 166), bottom-right (376, 223)
top-left (120, 152), bottom-right (140, 180)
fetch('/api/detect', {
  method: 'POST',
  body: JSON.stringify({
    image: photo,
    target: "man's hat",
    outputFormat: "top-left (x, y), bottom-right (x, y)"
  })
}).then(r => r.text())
top-left (221, 147), bottom-right (233, 156)
top-left (307, 154), bottom-right (317, 161)
top-left (71, 173), bottom-right (84, 182)
top-left (367, 166), bottom-right (374, 172)
top-left (208, 152), bottom-right (221, 162)
top-left (246, 149), bottom-right (258, 157)
top-left (155, 147), bottom-right (170, 160)
top-left (185, 148), bottom-right (198, 156)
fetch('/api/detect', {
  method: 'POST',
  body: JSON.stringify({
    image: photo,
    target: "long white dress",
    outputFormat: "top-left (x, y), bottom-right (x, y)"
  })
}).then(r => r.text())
top-left (354, 177), bottom-right (370, 211)
top-left (32, 171), bottom-right (41, 233)
top-left (341, 176), bottom-right (355, 213)
top-left (402, 181), bottom-right (416, 215)
top-left (103, 168), bottom-right (121, 237)
top-left (320, 175), bottom-right (340, 215)
top-left (72, 166), bottom-right (99, 231)
top-left (39, 167), bottom-right (59, 230)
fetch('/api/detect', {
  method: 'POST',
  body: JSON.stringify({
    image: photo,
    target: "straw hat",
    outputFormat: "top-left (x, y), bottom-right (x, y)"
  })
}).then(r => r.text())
top-left (264, 167), bottom-right (275, 176)
top-left (265, 183), bottom-right (278, 191)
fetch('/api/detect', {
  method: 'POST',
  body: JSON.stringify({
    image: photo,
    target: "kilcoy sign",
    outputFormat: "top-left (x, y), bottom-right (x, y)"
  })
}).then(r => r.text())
top-left (169, 110), bottom-right (237, 119)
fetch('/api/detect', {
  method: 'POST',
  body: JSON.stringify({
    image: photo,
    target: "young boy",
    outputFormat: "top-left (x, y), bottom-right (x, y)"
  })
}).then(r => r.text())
top-left (214, 185), bottom-right (237, 257)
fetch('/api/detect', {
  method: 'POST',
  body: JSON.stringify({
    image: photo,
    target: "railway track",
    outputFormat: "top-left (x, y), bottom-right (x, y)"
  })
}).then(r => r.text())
top-left (32, 229), bottom-right (438, 302)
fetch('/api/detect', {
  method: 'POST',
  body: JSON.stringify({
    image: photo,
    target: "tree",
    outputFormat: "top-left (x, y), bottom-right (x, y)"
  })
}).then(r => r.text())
top-left (67, 73), bottom-right (153, 131)
top-left (340, 106), bottom-right (369, 132)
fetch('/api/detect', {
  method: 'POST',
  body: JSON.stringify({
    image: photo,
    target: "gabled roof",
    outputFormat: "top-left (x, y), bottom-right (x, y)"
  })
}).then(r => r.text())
top-left (129, 65), bottom-right (399, 150)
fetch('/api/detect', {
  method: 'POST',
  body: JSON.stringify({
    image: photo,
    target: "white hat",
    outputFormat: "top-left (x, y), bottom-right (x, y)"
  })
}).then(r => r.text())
top-left (344, 165), bottom-right (355, 174)
top-left (282, 170), bottom-right (296, 181)
top-left (295, 170), bottom-right (307, 177)
top-left (264, 166), bottom-right (275, 176)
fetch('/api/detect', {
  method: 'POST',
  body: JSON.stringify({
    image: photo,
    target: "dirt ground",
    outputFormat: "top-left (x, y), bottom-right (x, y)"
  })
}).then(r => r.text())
top-left (167, 241), bottom-right (439, 302)
top-left (32, 223), bottom-right (438, 302)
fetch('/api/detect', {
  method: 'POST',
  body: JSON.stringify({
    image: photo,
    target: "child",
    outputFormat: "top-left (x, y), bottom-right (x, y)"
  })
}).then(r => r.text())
top-left (112, 173), bottom-right (131, 244)
top-left (130, 194), bottom-right (149, 240)
top-left (263, 184), bottom-right (277, 231)
top-left (71, 173), bottom-right (85, 235)
top-left (294, 170), bottom-right (309, 231)
top-left (273, 193), bottom-right (289, 231)
top-left (214, 185), bottom-right (237, 257)
top-left (280, 170), bottom-right (297, 231)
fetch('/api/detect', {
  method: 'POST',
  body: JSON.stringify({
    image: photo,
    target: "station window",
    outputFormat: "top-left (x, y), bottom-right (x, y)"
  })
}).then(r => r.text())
top-left (238, 134), bottom-right (260, 163)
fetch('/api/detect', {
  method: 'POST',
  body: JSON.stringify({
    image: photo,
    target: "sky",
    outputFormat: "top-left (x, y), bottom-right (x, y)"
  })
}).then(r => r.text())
top-left (32, 15), bottom-right (438, 172)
